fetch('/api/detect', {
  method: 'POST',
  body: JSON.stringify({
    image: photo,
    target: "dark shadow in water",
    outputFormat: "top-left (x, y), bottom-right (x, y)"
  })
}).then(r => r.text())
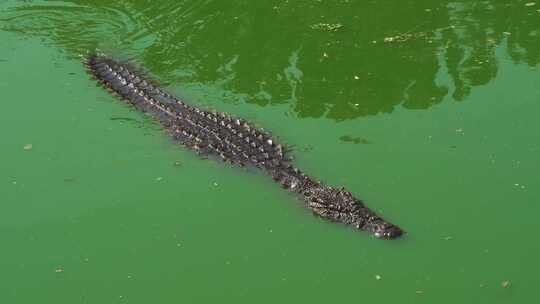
top-left (1, 0), bottom-right (539, 120)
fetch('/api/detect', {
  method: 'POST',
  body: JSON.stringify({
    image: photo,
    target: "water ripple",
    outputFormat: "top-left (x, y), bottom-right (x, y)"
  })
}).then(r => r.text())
top-left (0, 1), bottom-right (157, 57)
top-left (1, 0), bottom-right (539, 120)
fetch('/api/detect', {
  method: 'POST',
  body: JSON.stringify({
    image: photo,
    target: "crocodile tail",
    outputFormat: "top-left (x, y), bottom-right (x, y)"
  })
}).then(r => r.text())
top-left (85, 54), bottom-right (291, 169)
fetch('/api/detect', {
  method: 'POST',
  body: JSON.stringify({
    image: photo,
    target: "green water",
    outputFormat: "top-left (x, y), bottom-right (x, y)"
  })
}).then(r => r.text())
top-left (1, 0), bottom-right (539, 303)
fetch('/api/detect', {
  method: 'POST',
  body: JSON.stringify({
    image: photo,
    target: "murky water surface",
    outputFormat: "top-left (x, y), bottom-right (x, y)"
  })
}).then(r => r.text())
top-left (1, 1), bottom-right (539, 303)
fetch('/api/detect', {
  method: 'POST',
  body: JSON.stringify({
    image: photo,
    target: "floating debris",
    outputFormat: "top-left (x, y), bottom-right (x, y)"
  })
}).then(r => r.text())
top-left (63, 177), bottom-right (77, 182)
top-left (502, 280), bottom-right (511, 288)
top-left (155, 177), bottom-right (163, 182)
top-left (525, 2), bottom-right (536, 7)
top-left (110, 117), bottom-right (137, 122)
top-left (339, 135), bottom-right (372, 145)
top-left (310, 23), bottom-right (344, 32)
top-left (514, 183), bottom-right (526, 190)
top-left (375, 274), bottom-right (382, 280)
top-left (302, 145), bottom-right (314, 152)
top-left (23, 144), bottom-right (33, 151)
top-left (383, 31), bottom-right (428, 43)
top-left (415, 290), bottom-right (425, 295)
top-left (173, 161), bottom-right (182, 167)
top-left (54, 267), bottom-right (64, 273)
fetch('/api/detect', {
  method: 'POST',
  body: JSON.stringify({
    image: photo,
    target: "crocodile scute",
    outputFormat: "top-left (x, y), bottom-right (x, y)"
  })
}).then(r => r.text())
top-left (85, 54), bottom-right (404, 240)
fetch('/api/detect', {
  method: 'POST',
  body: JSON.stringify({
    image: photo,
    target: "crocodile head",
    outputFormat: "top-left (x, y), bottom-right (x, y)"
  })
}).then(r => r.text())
top-left (361, 219), bottom-right (404, 240)
top-left (304, 185), bottom-right (404, 239)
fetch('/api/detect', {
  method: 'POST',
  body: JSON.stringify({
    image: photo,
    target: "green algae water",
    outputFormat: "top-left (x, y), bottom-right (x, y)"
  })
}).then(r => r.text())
top-left (1, 0), bottom-right (539, 303)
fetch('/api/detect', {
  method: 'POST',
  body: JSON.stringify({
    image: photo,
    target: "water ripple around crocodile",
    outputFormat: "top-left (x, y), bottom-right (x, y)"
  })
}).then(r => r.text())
top-left (0, 0), bottom-right (157, 58)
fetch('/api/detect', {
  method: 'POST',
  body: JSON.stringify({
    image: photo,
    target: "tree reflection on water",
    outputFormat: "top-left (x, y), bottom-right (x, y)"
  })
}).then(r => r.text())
top-left (1, 0), bottom-right (539, 120)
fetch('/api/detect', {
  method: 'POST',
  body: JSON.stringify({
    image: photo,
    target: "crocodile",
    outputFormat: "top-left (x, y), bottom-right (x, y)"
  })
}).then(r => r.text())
top-left (85, 54), bottom-right (404, 240)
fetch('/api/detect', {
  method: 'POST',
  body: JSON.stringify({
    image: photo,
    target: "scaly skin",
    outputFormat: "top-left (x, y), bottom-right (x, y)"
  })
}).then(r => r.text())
top-left (85, 54), bottom-right (404, 240)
